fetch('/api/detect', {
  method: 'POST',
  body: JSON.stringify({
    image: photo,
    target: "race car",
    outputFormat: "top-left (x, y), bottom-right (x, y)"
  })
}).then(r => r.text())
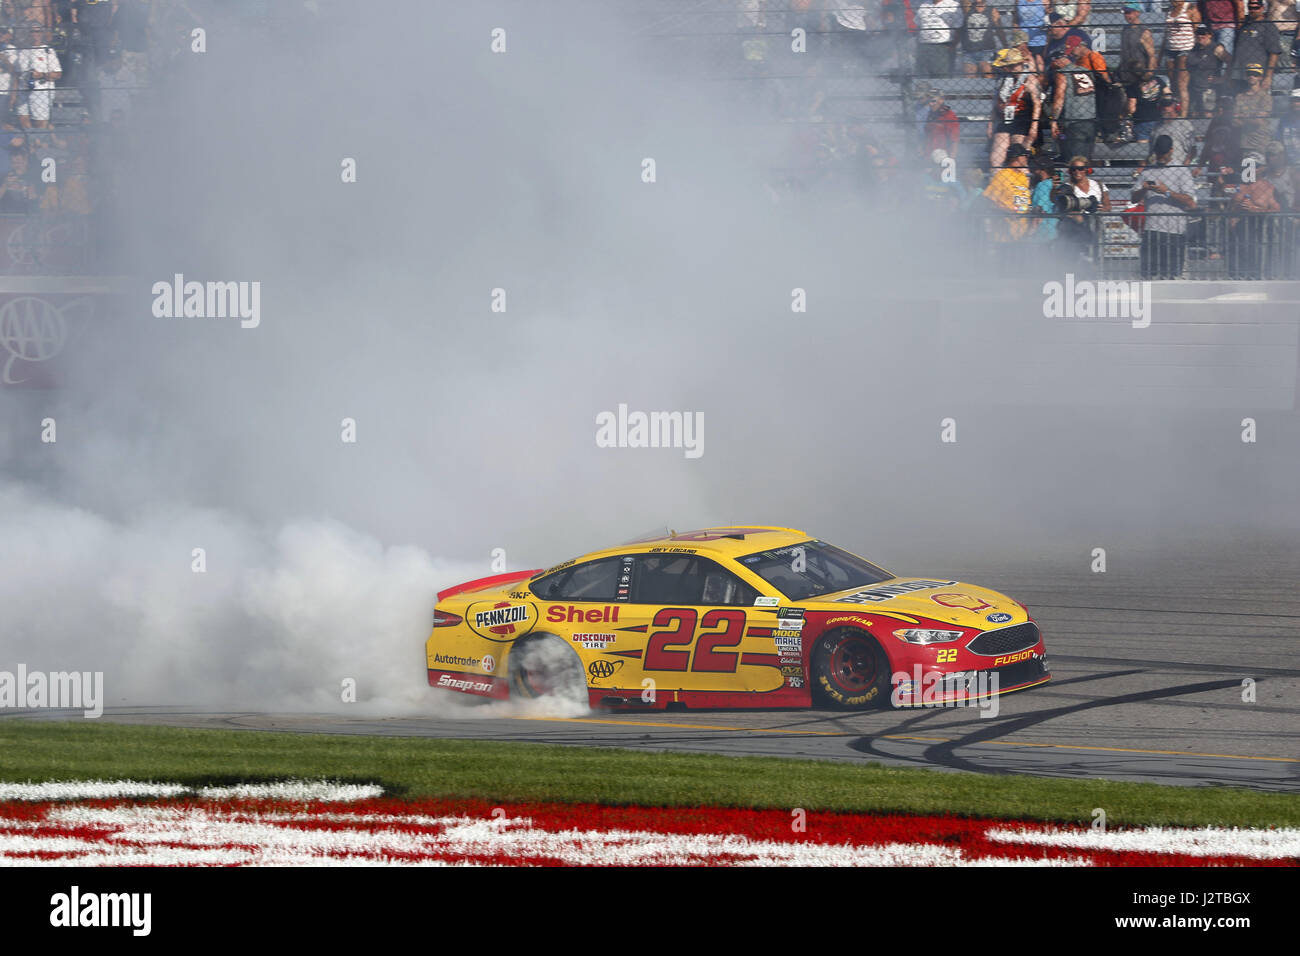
top-left (426, 526), bottom-right (1050, 710)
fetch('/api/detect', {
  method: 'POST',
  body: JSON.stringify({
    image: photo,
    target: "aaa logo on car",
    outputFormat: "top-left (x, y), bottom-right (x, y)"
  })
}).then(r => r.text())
top-left (465, 601), bottom-right (538, 640)
top-left (931, 592), bottom-right (992, 612)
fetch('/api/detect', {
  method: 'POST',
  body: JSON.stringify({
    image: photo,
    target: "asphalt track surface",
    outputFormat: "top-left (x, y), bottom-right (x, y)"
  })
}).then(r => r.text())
top-left (10, 541), bottom-right (1300, 792)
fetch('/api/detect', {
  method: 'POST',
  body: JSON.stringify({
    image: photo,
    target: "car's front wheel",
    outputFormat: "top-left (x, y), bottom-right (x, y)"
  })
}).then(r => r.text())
top-left (811, 628), bottom-right (890, 709)
top-left (507, 634), bottom-right (588, 706)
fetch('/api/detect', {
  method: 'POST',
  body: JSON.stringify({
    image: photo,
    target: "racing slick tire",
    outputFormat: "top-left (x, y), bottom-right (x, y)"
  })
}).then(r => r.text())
top-left (507, 633), bottom-right (588, 705)
top-left (811, 628), bottom-right (890, 710)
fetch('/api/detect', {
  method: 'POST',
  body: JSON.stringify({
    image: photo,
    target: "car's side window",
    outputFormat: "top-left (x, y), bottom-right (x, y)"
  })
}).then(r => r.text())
top-left (632, 555), bottom-right (757, 607)
top-left (531, 557), bottom-right (623, 602)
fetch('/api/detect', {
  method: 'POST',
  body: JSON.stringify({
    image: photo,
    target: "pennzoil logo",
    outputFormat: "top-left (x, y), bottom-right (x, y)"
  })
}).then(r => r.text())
top-left (466, 601), bottom-right (537, 640)
top-left (838, 580), bottom-right (955, 605)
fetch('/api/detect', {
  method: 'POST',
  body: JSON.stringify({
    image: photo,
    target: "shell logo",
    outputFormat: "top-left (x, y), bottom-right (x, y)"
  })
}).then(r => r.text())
top-left (930, 592), bottom-right (993, 612)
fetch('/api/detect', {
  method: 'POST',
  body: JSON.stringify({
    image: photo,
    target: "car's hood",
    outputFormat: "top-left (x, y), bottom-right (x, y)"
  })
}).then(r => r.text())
top-left (801, 578), bottom-right (1026, 628)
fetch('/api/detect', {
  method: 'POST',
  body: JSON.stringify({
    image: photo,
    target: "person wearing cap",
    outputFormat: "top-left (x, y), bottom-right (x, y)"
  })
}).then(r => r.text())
top-left (1050, 36), bottom-right (1100, 162)
top-left (982, 142), bottom-right (1034, 243)
top-left (958, 0), bottom-right (1007, 78)
top-left (1236, 64), bottom-right (1276, 161)
top-left (1028, 153), bottom-right (1060, 244)
top-left (1112, 2), bottom-right (1157, 142)
top-left (1163, 1), bottom-right (1200, 116)
top-left (1132, 132), bottom-right (1197, 278)
top-left (987, 46), bottom-right (1042, 169)
top-left (1231, 0), bottom-right (1281, 89)
top-left (1187, 24), bottom-right (1230, 118)
top-left (1118, 2), bottom-right (1157, 87)
top-left (1152, 91), bottom-right (1194, 165)
top-left (1277, 87), bottom-right (1300, 164)
top-left (1012, 0), bottom-right (1050, 62)
top-left (1127, 71), bottom-right (1171, 149)
top-left (1227, 139), bottom-right (1283, 278)
top-left (915, 0), bottom-right (963, 78)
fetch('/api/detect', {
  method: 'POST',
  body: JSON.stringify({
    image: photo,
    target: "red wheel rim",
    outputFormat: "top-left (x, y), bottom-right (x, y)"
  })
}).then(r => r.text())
top-left (829, 635), bottom-right (879, 692)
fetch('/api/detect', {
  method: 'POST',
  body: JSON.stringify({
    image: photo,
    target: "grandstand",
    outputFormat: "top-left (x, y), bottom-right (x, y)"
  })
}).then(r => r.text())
top-left (632, 1), bottom-right (1300, 279)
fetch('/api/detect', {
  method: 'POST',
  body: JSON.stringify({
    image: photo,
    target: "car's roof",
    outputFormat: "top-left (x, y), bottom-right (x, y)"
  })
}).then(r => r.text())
top-left (582, 526), bottom-right (811, 562)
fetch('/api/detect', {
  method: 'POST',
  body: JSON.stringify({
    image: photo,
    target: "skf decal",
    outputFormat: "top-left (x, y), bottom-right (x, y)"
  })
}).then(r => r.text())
top-left (930, 592), bottom-right (992, 612)
top-left (993, 650), bottom-right (1034, 667)
top-left (547, 604), bottom-right (621, 625)
top-left (465, 601), bottom-right (538, 640)
top-left (837, 580), bottom-right (955, 605)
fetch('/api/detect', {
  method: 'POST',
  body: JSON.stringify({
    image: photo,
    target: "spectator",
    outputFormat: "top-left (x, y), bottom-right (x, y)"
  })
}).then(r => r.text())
top-left (922, 87), bottom-right (961, 158)
top-left (1058, 154), bottom-right (1112, 264)
top-left (1236, 63), bottom-right (1275, 161)
top-left (1006, 28), bottom-right (1044, 76)
top-left (1263, 139), bottom-right (1294, 209)
top-left (918, 147), bottom-right (970, 209)
top-left (1152, 92), bottom-right (1194, 165)
top-left (1278, 87), bottom-right (1300, 162)
top-left (1163, 1), bottom-right (1199, 116)
top-left (1029, 154), bottom-right (1059, 243)
top-left (1013, 0), bottom-right (1049, 62)
top-left (1196, 94), bottom-right (1242, 184)
top-left (1117, 2), bottom-right (1157, 87)
top-left (1052, 0), bottom-right (1091, 29)
top-left (1132, 132), bottom-right (1197, 277)
top-left (1199, 0), bottom-right (1241, 56)
top-left (74, 0), bottom-right (114, 67)
top-left (1227, 142), bottom-right (1281, 277)
top-left (1050, 36), bottom-right (1099, 162)
top-left (1044, 13), bottom-right (1089, 65)
top-left (915, 0), bottom-right (963, 78)
top-left (983, 141), bottom-right (1033, 241)
top-left (1127, 71), bottom-right (1170, 151)
top-left (115, 0), bottom-right (152, 83)
top-left (16, 23), bottom-right (60, 130)
top-left (1113, 2), bottom-right (1157, 142)
top-left (1231, 0), bottom-right (1281, 89)
top-left (988, 46), bottom-right (1042, 169)
top-left (0, 25), bottom-right (16, 126)
top-left (0, 145), bottom-right (37, 212)
top-left (1267, 0), bottom-right (1298, 70)
top-left (94, 47), bottom-right (137, 122)
top-left (41, 149), bottom-right (89, 213)
top-left (1186, 23), bottom-right (1229, 118)
top-left (958, 0), bottom-right (1005, 76)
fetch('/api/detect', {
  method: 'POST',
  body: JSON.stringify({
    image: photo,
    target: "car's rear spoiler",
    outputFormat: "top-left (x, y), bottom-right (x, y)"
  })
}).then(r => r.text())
top-left (437, 569), bottom-right (542, 602)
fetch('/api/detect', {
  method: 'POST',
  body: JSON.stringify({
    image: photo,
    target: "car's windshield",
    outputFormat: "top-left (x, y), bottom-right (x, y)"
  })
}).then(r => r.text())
top-left (737, 540), bottom-right (893, 601)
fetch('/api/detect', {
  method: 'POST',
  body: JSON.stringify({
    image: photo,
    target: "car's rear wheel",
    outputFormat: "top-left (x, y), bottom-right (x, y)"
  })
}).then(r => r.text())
top-left (811, 628), bottom-right (890, 709)
top-left (508, 634), bottom-right (588, 705)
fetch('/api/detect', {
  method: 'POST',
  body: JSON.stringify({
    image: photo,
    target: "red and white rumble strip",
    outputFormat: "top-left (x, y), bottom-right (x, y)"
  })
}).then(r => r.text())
top-left (0, 782), bottom-right (1295, 867)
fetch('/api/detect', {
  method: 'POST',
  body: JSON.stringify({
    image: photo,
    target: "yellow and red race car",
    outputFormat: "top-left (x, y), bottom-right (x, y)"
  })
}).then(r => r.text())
top-left (425, 527), bottom-right (1050, 710)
